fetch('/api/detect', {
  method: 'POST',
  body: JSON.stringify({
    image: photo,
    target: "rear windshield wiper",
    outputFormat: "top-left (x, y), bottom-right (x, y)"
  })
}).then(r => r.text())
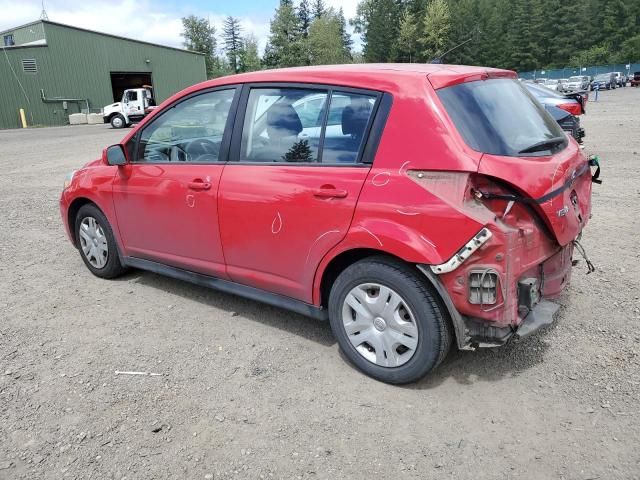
top-left (518, 136), bottom-right (566, 154)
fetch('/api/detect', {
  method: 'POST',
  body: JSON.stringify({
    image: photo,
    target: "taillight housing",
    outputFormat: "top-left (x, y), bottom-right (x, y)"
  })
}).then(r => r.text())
top-left (557, 102), bottom-right (582, 116)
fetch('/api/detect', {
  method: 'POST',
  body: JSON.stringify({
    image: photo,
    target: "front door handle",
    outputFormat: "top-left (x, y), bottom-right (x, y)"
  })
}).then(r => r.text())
top-left (313, 187), bottom-right (348, 199)
top-left (188, 180), bottom-right (211, 191)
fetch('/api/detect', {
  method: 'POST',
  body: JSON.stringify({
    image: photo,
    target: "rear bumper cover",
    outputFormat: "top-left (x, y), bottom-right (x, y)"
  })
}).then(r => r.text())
top-left (463, 299), bottom-right (560, 346)
top-left (515, 300), bottom-right (560, 338)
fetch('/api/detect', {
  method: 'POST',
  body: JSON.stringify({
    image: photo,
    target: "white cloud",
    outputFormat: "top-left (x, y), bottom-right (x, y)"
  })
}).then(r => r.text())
top-left (0, 0), bottom-right (271, 51)
top-left (324, 0), bottom-right (360, 19)
top-left (0, 0), bottom-right (360, 53)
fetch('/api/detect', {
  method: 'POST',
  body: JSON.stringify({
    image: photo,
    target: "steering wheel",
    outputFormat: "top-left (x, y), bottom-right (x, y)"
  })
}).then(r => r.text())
top-left (185, 139), bottom-right (220, 163)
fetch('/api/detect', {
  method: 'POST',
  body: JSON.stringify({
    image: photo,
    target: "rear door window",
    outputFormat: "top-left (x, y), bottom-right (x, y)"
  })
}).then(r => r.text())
top-left (240, 88), bottom-right (328, 163)
top-left (238, 87), bottom-right (377, 164)
top-left (437, 79), bottom-right (566, 157)
top-left (321, 92), bottom-right (376, 164)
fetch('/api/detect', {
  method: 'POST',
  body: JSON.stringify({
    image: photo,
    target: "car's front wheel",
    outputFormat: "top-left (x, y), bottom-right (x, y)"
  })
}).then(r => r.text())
top-left (75, 204), bottom-right (127, 279)
top-left (328, 257), bottom-right (451, 384)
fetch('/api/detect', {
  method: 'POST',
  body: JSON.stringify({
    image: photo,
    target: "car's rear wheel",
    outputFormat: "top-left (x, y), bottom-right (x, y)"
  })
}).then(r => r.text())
top-left (75, 204), bottom-right (127, 279)
top-left (110, 114), bottom-right (126, 129)
top-left (328, 257), bottom-right (451, 384)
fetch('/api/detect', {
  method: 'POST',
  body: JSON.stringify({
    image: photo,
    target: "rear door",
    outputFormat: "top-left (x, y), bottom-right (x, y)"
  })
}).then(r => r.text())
top-left (218, 85), bottom-right (382, 302)
top-left (112, 87), bottom-right (238, 277)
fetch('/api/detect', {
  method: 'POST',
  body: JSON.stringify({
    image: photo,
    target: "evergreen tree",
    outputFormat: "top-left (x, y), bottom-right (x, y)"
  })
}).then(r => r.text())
top-left (308, 8), bottom-right (352, 65)
top-left (264, 0), bottom-right (304, 68)
top-left (354, 0), bottom-right (402, 62)
top-left (421, 0), bottom-right (451, 60)
top-left (223, 16), bottom-right (243, 74)
top-left (446, 0), bottom-right (482, 65)
top-left (337, 8), bottom-right (353, 59)
top-left (348, 0), bottom-right (640, 71)
top-left (240, 34), bottom-right (262, 72)
top-left (181, 16), bottom-right (219, 79)
top-left (394, 9), bottom-right (419, 62)
top-left (506, 0), bottom-right (538, 71)
top-left (602, 0), bottom-right (634, 50)
top-left (283, 140), bottom-right (313, 162)
top-left (298, 0), bottom-right (312, 38)
top-left (312, 0), bottom-right (326, 19)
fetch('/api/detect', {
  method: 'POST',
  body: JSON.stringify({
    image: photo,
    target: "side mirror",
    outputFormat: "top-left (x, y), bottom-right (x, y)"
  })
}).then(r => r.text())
top-left (106, 144), bottom-right (127, 166)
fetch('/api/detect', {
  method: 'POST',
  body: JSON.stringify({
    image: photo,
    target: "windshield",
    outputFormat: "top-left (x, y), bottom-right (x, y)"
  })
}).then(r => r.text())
top-left (594, 74), bottom-right (608, 81)
top-left (437, 79), bottom-right (566, 157)
top-left (568, 76), bottom-right (582, 82)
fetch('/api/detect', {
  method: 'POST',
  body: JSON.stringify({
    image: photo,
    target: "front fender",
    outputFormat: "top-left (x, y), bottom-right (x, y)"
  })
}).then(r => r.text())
top-left (60, 166), bottom-right (124, 254)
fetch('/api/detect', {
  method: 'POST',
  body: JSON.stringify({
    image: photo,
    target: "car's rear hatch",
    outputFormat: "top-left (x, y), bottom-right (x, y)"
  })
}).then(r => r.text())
top-left (435, 76), bottom-right (592, 246)
top-left (478, 145), bottom-right (592, 245)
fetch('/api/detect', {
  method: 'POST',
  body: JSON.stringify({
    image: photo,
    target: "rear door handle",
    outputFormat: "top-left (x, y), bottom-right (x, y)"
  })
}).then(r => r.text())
top-left (188, 180), bottom-right (212, 191)
top-left (313, 187), bottom-right (348, 199)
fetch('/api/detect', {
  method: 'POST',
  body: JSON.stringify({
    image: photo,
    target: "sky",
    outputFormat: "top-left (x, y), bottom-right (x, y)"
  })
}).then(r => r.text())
top-left (0, 0), bottom-right (362, 52)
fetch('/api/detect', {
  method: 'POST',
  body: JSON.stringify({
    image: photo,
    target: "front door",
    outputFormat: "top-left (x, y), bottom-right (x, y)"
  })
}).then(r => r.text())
top-left (123, 90), bottom-right (143, 117)
top-left (218, 86), bottom-right (379, 302)
top-left (112, 87), bottom-right (238, 277)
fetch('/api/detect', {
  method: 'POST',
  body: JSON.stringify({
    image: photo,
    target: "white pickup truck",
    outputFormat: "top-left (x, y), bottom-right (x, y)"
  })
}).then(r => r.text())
top-left (103, 87), bottom-right (156, 128)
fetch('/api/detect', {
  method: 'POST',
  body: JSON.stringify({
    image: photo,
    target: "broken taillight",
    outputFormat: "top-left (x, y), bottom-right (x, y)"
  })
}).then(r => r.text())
top-left (557, 102), bottom-right (582, 116)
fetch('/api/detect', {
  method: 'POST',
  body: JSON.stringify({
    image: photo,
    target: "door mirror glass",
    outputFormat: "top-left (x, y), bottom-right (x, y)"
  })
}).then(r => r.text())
top-left (106, 144), bottom-right (127, 166)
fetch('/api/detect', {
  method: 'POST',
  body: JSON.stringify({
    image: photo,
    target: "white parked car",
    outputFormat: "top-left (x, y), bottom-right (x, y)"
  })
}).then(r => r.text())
top-left (544, 79), bottom-right (561, 91)
top-left (564, 75), bottom-right (590, 92)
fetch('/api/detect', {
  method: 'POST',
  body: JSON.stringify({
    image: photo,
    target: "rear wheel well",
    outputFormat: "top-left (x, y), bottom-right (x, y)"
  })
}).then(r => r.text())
top-left (319, 248), bottom-right (460, 348)
top-left (320, 249), bottom-right (415, 308)
top-left (67, 198), bottom-right (95, 246)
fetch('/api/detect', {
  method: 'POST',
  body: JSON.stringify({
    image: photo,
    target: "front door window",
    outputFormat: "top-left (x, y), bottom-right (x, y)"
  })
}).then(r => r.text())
top-left (138, 89), bottom-right (235, 163)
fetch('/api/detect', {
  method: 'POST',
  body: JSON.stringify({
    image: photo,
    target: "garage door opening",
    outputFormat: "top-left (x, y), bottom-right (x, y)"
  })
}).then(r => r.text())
top-left (110, 72), bottom-right (153, 102)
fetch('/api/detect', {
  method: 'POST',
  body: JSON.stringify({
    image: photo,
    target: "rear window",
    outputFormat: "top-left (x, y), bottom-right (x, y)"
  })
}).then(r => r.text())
top-left (437, 79), bottom-right (566, 157)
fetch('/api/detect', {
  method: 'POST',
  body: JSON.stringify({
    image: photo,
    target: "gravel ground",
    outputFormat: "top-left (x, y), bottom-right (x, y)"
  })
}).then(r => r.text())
top-left (1, 87), bottom-right (639, 480)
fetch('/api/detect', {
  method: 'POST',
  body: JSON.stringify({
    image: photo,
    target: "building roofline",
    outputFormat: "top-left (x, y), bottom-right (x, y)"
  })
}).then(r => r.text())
top-left (0, 19), bottom-right (43, 36)
top-left (0, 43), bottom-right (48, 50)
top-left (0, 19), bottom-right (204, 56)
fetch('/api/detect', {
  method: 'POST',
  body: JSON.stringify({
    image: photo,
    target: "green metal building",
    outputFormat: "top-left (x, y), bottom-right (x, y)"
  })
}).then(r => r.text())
top-left (0, 20), bottom-right (206, 129)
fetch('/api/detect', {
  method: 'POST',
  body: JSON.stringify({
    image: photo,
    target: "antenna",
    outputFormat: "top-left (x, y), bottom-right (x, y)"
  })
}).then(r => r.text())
top-left (430, 27), bottom-right (481, 64)
top-left (40, 0), bottom-right (49, 20)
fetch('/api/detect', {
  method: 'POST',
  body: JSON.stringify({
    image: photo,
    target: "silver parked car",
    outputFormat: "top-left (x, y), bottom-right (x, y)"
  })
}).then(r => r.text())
top-left (564, 75), bottom-right (590, 92)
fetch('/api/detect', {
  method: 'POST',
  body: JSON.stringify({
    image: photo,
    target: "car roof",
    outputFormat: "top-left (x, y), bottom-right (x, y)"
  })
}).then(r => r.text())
top-left (180, 64), bottom-right (516, 96)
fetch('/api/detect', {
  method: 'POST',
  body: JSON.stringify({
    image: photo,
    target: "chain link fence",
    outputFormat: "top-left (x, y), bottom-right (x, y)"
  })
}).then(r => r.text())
top-left (519, 62), bottom-right (640, 80)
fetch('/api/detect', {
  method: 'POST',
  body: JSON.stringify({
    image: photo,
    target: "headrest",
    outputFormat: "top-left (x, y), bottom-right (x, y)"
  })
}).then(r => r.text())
top-left (342, 99), bottom-right (372, 137)
top-left (267, 103), bottom-right (303, 138)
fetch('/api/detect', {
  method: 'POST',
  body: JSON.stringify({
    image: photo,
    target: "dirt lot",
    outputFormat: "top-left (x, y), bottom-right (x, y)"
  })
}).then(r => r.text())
top-left (1, 87), bottom-right (639, 480)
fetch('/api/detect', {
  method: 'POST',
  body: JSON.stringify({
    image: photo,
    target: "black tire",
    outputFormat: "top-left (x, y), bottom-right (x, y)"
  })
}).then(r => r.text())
top-left (328, 256), bottom-right (452, 384)
top-left (74, 203), bottom-right (127, 279)
top-left (110, 114), bottom-right (126, 129)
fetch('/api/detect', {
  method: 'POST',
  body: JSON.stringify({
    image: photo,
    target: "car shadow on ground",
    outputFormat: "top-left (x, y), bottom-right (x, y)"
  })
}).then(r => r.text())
top-left (410, 321), bottom-right (558, 389)
top-left (125, 269), bottom-right (337, 347)
top-left (121, 269), bottom-right (557, 386)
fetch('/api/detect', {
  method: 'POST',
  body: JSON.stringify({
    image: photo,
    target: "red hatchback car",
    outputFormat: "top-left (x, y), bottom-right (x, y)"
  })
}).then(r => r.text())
top-left (60, 64), bottom-right (594, 383)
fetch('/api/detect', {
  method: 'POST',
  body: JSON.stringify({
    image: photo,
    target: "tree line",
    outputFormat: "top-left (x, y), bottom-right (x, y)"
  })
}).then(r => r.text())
top-left (181, 0), bottom-right (351, 78)
top-left (182, 0), bottom-right (640, 78)
top-left (355, 0), bottom-right (640, 71)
